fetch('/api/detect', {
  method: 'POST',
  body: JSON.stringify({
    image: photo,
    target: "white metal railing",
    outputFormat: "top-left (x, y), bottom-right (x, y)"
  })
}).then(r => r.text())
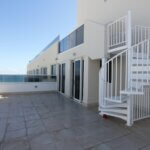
top-left (100, 11), bottom-right (150, 125)
top-left (132, 86), bottom-right (150, 121)
top-left (107, 16), bottom-right (150, 52)
top-left (132, 26), bottom-right (150, 46)
top-left (101, 39), bottom-right (150, 103)
top-left (130, 40), bottom-right (150, 93)
top-left (107, 15), bottom-right (128, 51)
top-left (100, 50), bottom-right (128, 103)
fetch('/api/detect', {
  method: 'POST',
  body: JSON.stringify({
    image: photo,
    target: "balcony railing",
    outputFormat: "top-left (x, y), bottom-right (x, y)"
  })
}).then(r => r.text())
top-left (0, 75), bottom-right (57, 83)
top-left (59, 25), bottom-right (84, 53)
top-left (107, 15), bottom-right (128, 52)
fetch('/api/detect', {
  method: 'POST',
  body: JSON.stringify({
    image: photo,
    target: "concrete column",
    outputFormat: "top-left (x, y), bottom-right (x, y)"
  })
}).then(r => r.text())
top-left (65, 60), bottom-right (72, 97)
top-left (99, 57), bottom-right (107, 110)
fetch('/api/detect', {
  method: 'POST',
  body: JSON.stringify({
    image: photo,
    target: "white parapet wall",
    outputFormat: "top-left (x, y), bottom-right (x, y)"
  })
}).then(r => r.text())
top-left (0, 82), bottom-right (57, 94)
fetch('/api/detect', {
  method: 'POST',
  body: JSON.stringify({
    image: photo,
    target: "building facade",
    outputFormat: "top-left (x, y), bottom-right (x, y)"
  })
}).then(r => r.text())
top-left (27, 0), bottom-right (150, 125)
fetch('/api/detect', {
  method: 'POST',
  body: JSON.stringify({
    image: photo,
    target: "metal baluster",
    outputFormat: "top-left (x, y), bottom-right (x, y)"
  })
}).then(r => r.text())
top-left (120, 54), bottom-right (122, 101)
top-left (115, 57), bottom-right (118, 101)
top-left (125, 50), bottom-right (128, 91)
top-left (111, 60), bottom-right (113, 100)
top-left (136, 45), bottom-right (139, 93)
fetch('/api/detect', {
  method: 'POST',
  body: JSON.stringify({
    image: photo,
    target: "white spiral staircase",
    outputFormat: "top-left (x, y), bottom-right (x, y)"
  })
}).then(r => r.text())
top-left (99, 11), bottom-right (150, 126)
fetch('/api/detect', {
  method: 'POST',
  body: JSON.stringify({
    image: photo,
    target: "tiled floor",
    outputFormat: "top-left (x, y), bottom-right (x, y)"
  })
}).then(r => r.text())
top-left (0, 92), bottom-right (150, 150)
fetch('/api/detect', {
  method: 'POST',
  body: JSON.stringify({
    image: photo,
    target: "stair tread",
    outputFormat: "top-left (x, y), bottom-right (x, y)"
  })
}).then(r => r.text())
top-left (102, 103), bottom-right (127, 108)
top-left (120, 90), bottom-right (143, 95)
top-left (101, 108), bottom-right (127, 114)
top-left (105, 96), bottom-right (127, 103)
top-left (100, 111), bottom-right (127, 121)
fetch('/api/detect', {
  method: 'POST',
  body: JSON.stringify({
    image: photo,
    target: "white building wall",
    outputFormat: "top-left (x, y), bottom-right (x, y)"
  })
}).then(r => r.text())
top-left (26, 0), bottom-right (150, 107)
top-left (78, 0), bottom-right (150, 26)
top-left (82, 58), bottom-right (100, 107)
top-left (27, 42), bottom-right (59, 75)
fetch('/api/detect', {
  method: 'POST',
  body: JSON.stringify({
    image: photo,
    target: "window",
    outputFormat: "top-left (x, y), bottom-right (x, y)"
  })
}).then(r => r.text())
top-left (40, 68), bottom-right (43, 75)
top-left (63, 37), bottom-right (67, 51)
top-left (76, 25), bottom-right (84, 45)
top-left (107, 62), bottom-right (112, 83)
top-left (36, 69), bottom-right (39, 75)
top-left (33, 70), bottom-right (36, 75)
top-left (51, 65), bottom-right (56, 76)
top-left (59, 25), bottom-right (84, 53)
top-left (43, 67), bottom-right (47, 75)
top-left (60, 40), bottom-right (64, 53)
top-left (70, 31), bottom-right (76, 48)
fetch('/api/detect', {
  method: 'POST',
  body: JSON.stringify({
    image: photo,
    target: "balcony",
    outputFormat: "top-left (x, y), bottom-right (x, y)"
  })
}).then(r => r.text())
top-left (59, 25), bottom-right (84, 53)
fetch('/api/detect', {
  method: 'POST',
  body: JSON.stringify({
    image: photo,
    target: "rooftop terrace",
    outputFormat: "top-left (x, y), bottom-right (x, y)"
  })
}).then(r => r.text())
top-left (0, 92), bottom-right (150, 150)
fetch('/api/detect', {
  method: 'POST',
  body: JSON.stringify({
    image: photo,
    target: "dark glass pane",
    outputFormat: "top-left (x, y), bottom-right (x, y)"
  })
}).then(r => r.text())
top-left (43, 68), bottom-right (47, 75)
top-left (51, 65), bottom-right (56, 76)
top-left (70, 31), bottom-right (76, 49)
top-left (76, 25), bottom-right (84, 46)
top-left (62, 63), bottom-right (65, 93)
top-left (66, 36), bottom-right (70, 50)
top-left (53, 65), bottom-right (56, 75)
top-left (51, 65), bottom-right (53, 75)
top-left (75, 60), bottom-right (80, 99)
top-left (36, 69), bottom-right (39, 75)
top-left (107, 62), bottom-right (112, 83)
top-left (40, 68), bottom-right (43, 75)
top-left (59, 25), bottom-right (84, 53)
top-left (60, 40), bottom-right (64, 53)
top-left (59, 65), bottom-right (61, 91)
top-left (72, 62), bottom-right (74, 97)
top-left (81, 60), bottom-right (84, 100)
top-left (63, 38), bottom-right (67, 51)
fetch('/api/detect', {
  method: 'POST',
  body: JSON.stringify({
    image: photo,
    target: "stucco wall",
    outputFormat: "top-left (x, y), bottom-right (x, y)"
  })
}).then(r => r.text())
top-left (27, 42), bottom-right (59, 75)
top-left (26, 9), bottom-right (107, 107)
top-left (57, 21), bottom-right (105, 62)
top-left (86, 58), bottom-right (100, 106)
top-left (78, 0), bottom-right (150, 26)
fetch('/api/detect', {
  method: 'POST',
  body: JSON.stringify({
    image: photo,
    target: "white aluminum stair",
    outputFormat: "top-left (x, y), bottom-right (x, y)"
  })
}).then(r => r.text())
top-left (105, 95), bottom-right (127, 103)
top-left (120, 89), bottom-right (144, 95)
top-left (101, 108), bottom-right (127, 114)
top-left (102, 103), bottom-right (128, 109)
top-left (100, 111), bottom-right (127, 121)
top-left (99, 12), bottom-right (150, 126)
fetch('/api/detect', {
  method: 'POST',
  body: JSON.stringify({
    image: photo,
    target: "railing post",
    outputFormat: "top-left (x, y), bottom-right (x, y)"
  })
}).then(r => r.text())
top-left (127, 10), bottom-right (132, 90)
top-left (127, 10), bottom-right (133, 126)
top-left (127, 96), bottom-right (134, 126)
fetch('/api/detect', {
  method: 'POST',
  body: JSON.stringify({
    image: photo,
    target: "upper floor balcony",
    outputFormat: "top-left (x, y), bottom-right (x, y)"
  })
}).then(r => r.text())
top-left (59, 25), bottom-right (84, 53)
top-left (58, 21), bottom-right (105, 60)
top-left (107, 11), bottom-right (150, 53)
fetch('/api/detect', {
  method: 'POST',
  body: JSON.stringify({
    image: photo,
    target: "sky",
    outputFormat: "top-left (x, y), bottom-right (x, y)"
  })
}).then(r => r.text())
top-left (0, 0), bottom-right (77, 74)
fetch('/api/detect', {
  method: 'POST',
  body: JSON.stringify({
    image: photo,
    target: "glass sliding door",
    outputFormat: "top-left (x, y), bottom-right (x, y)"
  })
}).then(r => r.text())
top-left (62, 63), bottom-right (65, 93)
top-left (59, 64), bottom-right (61, 92)
top-left (72, 62), bottom-right (74, 97)
top-left (81, 60), bottom-right (84, 100)
top-left (58, 63), bottom-right (65, 93)
top-left (72, 59), bottom-right (84, 101)
top-left (74, 60), bottom-right (80, 99)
